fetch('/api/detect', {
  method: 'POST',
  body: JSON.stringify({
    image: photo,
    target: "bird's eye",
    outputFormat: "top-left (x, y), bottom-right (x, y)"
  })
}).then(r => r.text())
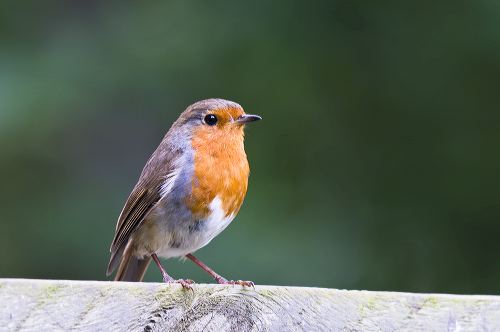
top-left (204, 114), bottom-right (218, 126)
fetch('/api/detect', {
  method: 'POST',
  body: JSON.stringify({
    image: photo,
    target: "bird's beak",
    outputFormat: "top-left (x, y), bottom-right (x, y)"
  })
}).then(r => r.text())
top-left (235, 114), bottom-right (262, 124)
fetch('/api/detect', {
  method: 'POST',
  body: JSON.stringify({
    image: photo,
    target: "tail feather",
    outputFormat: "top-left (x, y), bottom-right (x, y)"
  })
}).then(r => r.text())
top-left (115, 255), bottom-right (151, 282)
top-left (106, 245), bottom-right (124, 277)
top-left (107, 242), bottom-right (151, 282)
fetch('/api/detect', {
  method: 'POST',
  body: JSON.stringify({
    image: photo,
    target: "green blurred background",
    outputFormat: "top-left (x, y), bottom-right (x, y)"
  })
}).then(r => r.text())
top-left (1, 1), bottom-right (499, 295)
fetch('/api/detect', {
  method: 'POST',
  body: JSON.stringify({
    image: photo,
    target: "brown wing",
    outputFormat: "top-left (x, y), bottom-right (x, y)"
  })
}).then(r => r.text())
top-left (106, 179), bottom-right (161, 276)
top-left (107, 142), bottom-right (178, 276)
top-left (110, 182), bottom-right (160, 253)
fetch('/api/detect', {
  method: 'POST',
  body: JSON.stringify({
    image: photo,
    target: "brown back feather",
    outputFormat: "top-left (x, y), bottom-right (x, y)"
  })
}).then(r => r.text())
top-left (107, 142), bottom-right (176, 275)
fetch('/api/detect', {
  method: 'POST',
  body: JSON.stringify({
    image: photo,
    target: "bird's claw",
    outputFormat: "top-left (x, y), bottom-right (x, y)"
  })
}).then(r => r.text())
top-left (233, 280), bottom-right (255, 288)
top-left (175, 279), bottom-right (195, 290)
top-left (217, 278), bottom-right (254, 288)
top-left (163, 276), bottom-right (195, 290)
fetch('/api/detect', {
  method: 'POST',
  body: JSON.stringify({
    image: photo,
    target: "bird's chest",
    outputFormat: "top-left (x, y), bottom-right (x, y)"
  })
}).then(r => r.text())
top-left (188, 136), bottom-right (250, 220)
top-left (145, 130), bottom-right (250, 258)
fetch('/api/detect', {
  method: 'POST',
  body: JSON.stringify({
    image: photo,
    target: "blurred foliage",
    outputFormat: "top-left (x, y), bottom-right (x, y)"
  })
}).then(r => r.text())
top-left (0, 0), bottom-right (499, 294)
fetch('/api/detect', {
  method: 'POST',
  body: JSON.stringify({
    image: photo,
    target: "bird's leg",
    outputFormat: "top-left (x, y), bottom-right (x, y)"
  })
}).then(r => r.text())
top-left (186, 253), bottom-right (254, 288)
top-left (185, 253), bottom-right (225, 283)
top-left (151, 254), bottom-right (174, 282)
top-left (151, 253), bottom-right (194, 289)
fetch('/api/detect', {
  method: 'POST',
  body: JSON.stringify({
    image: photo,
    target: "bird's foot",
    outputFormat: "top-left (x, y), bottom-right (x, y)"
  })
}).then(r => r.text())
top-left (216, 277), bottom-right (254, 288)
top-left (163, 275), bottom-right (195, 290)
top-left (174, 279), bottom-right (195, 290)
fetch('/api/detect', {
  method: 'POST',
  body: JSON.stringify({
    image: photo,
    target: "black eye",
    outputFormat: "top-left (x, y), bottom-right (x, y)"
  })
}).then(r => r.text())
top-left (204, 114), bottom-right (218, 126)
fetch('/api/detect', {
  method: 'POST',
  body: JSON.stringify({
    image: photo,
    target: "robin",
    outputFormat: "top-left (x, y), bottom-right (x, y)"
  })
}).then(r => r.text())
top-left (106, 98), bottom-right (261, 288)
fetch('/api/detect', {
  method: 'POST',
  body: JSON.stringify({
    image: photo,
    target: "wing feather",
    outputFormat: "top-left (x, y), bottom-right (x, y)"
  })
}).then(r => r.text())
top-left (110, 184), bottom-right (160, 253)
top-left (107, 135), bottom-right (184, 275)
top-left (109, 146), bottom-right (179, 250)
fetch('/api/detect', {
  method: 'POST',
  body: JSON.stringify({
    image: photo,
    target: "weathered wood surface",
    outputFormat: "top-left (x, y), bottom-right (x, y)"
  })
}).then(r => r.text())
top-left (1, 279), bottom-right (500, 331)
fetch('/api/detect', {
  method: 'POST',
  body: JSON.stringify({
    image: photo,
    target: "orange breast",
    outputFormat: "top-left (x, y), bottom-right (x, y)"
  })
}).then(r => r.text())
top-left (187, 122), bottom-right (249, 219)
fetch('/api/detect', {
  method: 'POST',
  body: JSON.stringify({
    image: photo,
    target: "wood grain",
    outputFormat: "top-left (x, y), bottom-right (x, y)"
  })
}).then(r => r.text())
top-left (1, 279), bottom-right (499, 331)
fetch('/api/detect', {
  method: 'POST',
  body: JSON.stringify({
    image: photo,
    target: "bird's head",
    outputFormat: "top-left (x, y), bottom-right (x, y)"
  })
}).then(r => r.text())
top-left (174, 98), bottom-right (261, 146)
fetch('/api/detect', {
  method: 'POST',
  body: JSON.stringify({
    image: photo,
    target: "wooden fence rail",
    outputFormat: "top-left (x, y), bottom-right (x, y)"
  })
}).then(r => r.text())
top-left (1, 279), bottom-right (499, 331)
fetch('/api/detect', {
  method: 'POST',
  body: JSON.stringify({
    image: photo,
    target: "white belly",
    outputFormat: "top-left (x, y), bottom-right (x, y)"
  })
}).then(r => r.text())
top-left (135, 196), bottom-right (235, 259)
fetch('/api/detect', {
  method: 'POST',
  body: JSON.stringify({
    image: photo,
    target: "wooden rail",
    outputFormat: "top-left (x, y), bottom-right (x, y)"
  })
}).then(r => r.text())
top-left (1, 279), bottom-right (499, 331)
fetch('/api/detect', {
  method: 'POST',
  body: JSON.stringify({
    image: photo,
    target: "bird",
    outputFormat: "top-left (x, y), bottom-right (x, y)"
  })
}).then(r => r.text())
top-left (106, 98), bottom-right (261, 288)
